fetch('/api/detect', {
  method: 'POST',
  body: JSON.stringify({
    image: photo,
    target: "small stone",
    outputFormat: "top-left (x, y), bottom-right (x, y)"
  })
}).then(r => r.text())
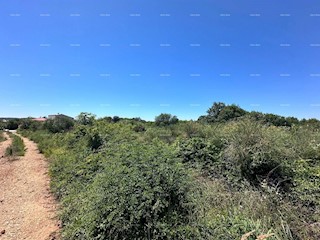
top-left (0, 229), bottom-right (5, 235)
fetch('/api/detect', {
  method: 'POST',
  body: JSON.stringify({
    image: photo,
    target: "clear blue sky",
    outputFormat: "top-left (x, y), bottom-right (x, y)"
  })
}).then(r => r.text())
top-left (0, 0), bottom-right (320, 120)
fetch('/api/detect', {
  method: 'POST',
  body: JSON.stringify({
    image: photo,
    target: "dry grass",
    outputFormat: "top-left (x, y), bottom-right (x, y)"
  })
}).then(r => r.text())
top-left (5, 134), bottom-right (25, 157)
top-left (0, 131), bottom-right (6, 142)
top-left (241, 230), bottom-right (274, 240)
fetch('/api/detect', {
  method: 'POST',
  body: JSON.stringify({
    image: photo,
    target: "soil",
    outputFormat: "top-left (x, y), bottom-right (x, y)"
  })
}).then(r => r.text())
top-left (0, 132), bottom-right (59, 240)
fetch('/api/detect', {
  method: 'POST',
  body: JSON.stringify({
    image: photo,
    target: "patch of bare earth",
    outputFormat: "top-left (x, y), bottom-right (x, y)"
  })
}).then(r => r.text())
top-left (0, 132), bottom-right (59, 240)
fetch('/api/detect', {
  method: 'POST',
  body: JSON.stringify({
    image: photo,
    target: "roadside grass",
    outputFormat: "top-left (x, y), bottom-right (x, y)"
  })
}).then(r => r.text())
top-left (5, 133), bottom-right (25, 157)
top-left (0, 131), bottom-right (6, 142)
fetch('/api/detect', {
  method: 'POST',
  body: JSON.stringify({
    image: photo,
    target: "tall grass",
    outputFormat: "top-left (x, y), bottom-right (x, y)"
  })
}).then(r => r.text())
top-left (5, 134), bottom-right (25, 157)
top-left (0, 131), bottom-right (6, 142)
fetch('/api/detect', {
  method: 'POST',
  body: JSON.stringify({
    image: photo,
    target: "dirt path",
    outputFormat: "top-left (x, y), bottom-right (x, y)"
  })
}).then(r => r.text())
top-left (0, 132), bottom-right (59, 240)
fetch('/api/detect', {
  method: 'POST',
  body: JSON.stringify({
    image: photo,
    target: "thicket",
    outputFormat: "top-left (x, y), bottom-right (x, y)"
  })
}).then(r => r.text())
top-left (0, 122), bottom-right (5, 130)
top-left (0, 131), bottom-right (6, 142)
top-left (155, 113), bottom-right (179, 126)
top-left (18, 104), bottom-right (320, 239)
top-left (43, 116), bottom-right (74, 133)
top-left (198, 102), bottom-right (302, 127)
top-left (5, 118), bottom-right (20, 130)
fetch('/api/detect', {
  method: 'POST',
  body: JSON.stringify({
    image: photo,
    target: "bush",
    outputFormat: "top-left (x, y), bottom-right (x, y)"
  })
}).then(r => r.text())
top-left (0, 131), bottom-right (6, 142)
top-left (179, 121), bottom-right (207, 138)
top-left (76, 112), bottom-right (96, 125)
top-left (177, 137), bottom-right (224, 175)
top-left (112, 116), bottom-right (120, 123)
top-left (0, 121), bottom-right (6, 130)
top-left (19, 118), bottom-right (43, 131)
top-left (44, 116), bottom-right (74, 133)
top-left (20, 109), bottom-right (320, 240)
top-left (203, 102), bottom-right (247, 123)
top-left (144, 127), bottom-right (176, 144)
top-left (86, 129), bottom-right (103, 150)
top-left (155, 113), bottom-right (179, 126)
top-left (5, 134), bottom-right (25, 157)
top-left (133, 124), bottom-right (146, 132)
top-left (58, 141), bottom-right (197, 239)
top-left (223, 120), bottom-right (295, 189)
top-left (263, 113), bottom-right (291, 127)
top-left (6, 119), bottom-right (20, 130)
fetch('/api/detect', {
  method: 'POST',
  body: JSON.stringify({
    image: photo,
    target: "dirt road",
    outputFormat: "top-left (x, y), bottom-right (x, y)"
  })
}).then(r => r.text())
top-left (0, 132), bottom-right (59, 240)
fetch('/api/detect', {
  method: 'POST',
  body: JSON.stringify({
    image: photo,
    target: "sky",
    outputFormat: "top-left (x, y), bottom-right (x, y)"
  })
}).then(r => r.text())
top-left (0, 0), bottom-right (320, 120)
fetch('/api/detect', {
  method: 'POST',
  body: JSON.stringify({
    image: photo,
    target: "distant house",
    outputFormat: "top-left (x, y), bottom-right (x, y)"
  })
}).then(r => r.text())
top-left (48, 114), bottom-right (74, 120)
top-left (33, 117), bottom-right (47, 122)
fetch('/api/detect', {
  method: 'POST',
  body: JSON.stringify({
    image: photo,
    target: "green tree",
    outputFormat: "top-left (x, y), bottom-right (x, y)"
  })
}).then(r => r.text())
top-left (217, 104), bottom-right (247, 122)
top-left (155, 113), bottom-right (179, 126)
top-left (6, 119), bottom-right (20, 130)
top-left (248, 111), bottom-right (265, 122)
top-left (44, 116), bottom-right (74, 133)
top-left (300, 118), bottom-right (320, 129)
top-left (101, 116), bottom-right (112, 123)
top-left (264, 113), bottom-right (289, 127)
top-left (112, 116), bottom-right (120, 123)
top-left (204, 102), bottom-right (246, 122)
top-left (19, 118), bottom-right (43, 131)
top-left (206, 102), bottom-right (226, 121)
top-left (76, 112), bottom-right (96, 125)
top-left (285, 116), bottom-right (299, 126)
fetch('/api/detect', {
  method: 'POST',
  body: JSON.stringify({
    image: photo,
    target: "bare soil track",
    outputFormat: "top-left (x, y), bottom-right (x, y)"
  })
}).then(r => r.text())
top-left (0, 132), bottom-right (59, 240)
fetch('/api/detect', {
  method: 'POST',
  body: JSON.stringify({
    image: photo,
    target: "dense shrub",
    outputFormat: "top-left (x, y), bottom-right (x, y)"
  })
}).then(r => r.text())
top-left (43, 116), bottom-right (74, 133)
top-left (201, 102), bottom-right (247, 123)
top-left (0, 122), bottom-right (6, 130)
top-left (112, 116), bottom-right (120, 123)
top-left (177, 137), bottom-right (224, 175)
top-left (223, 120), bottom-right (295, 189)
top-left (145, 127), bottom-right (176, 144)
top-left (19, 118), bottom-right (43, 131)
top-left (201, 102), bottom-right (302, 127)
top-left (6, 118), bottom-right (20, 130)
top-left (155, 113), bottom-right (179, 126)
top-left (133, 124), bottom-right (146, 132)
top-left (179, 121), bottom-right (208, 138)
top-left (0, 131), bottom-right (6, 142)
top-left (58, 141), bottom-right (198, 239)
top-left (263, 113), bottom-right (291, 127)
top-left (20, 109), bottom-right (320, 240)
top-left (76, 112), bottom-right (96, 125)
top-left (100, 116), bottom-right (112, 123)
top-left (86, 129), bottom-right (104, 150)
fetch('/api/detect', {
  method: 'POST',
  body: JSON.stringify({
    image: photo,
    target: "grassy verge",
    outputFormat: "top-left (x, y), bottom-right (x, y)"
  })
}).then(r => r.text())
top-left (0, 131), bottom-right (6, 142)
top-left (5, 134), bottom-right (25, 157)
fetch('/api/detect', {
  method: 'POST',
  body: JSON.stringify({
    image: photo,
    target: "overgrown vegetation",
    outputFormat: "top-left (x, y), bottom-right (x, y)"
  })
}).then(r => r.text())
top-left (18, 105), bottom-right (320, 239)
top-left (5, 133), bottom-right (25, 157)
top-left (0, 131), bottom-right (6, 142)
top-left (43, 116), bottom-right (74, 133)
top-left (155, 113), bottom-right (179, 126)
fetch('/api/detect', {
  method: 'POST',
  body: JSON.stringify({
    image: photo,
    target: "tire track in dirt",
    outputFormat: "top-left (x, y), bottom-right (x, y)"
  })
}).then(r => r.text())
top-left (0, 132), bottom-right (59, 240)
